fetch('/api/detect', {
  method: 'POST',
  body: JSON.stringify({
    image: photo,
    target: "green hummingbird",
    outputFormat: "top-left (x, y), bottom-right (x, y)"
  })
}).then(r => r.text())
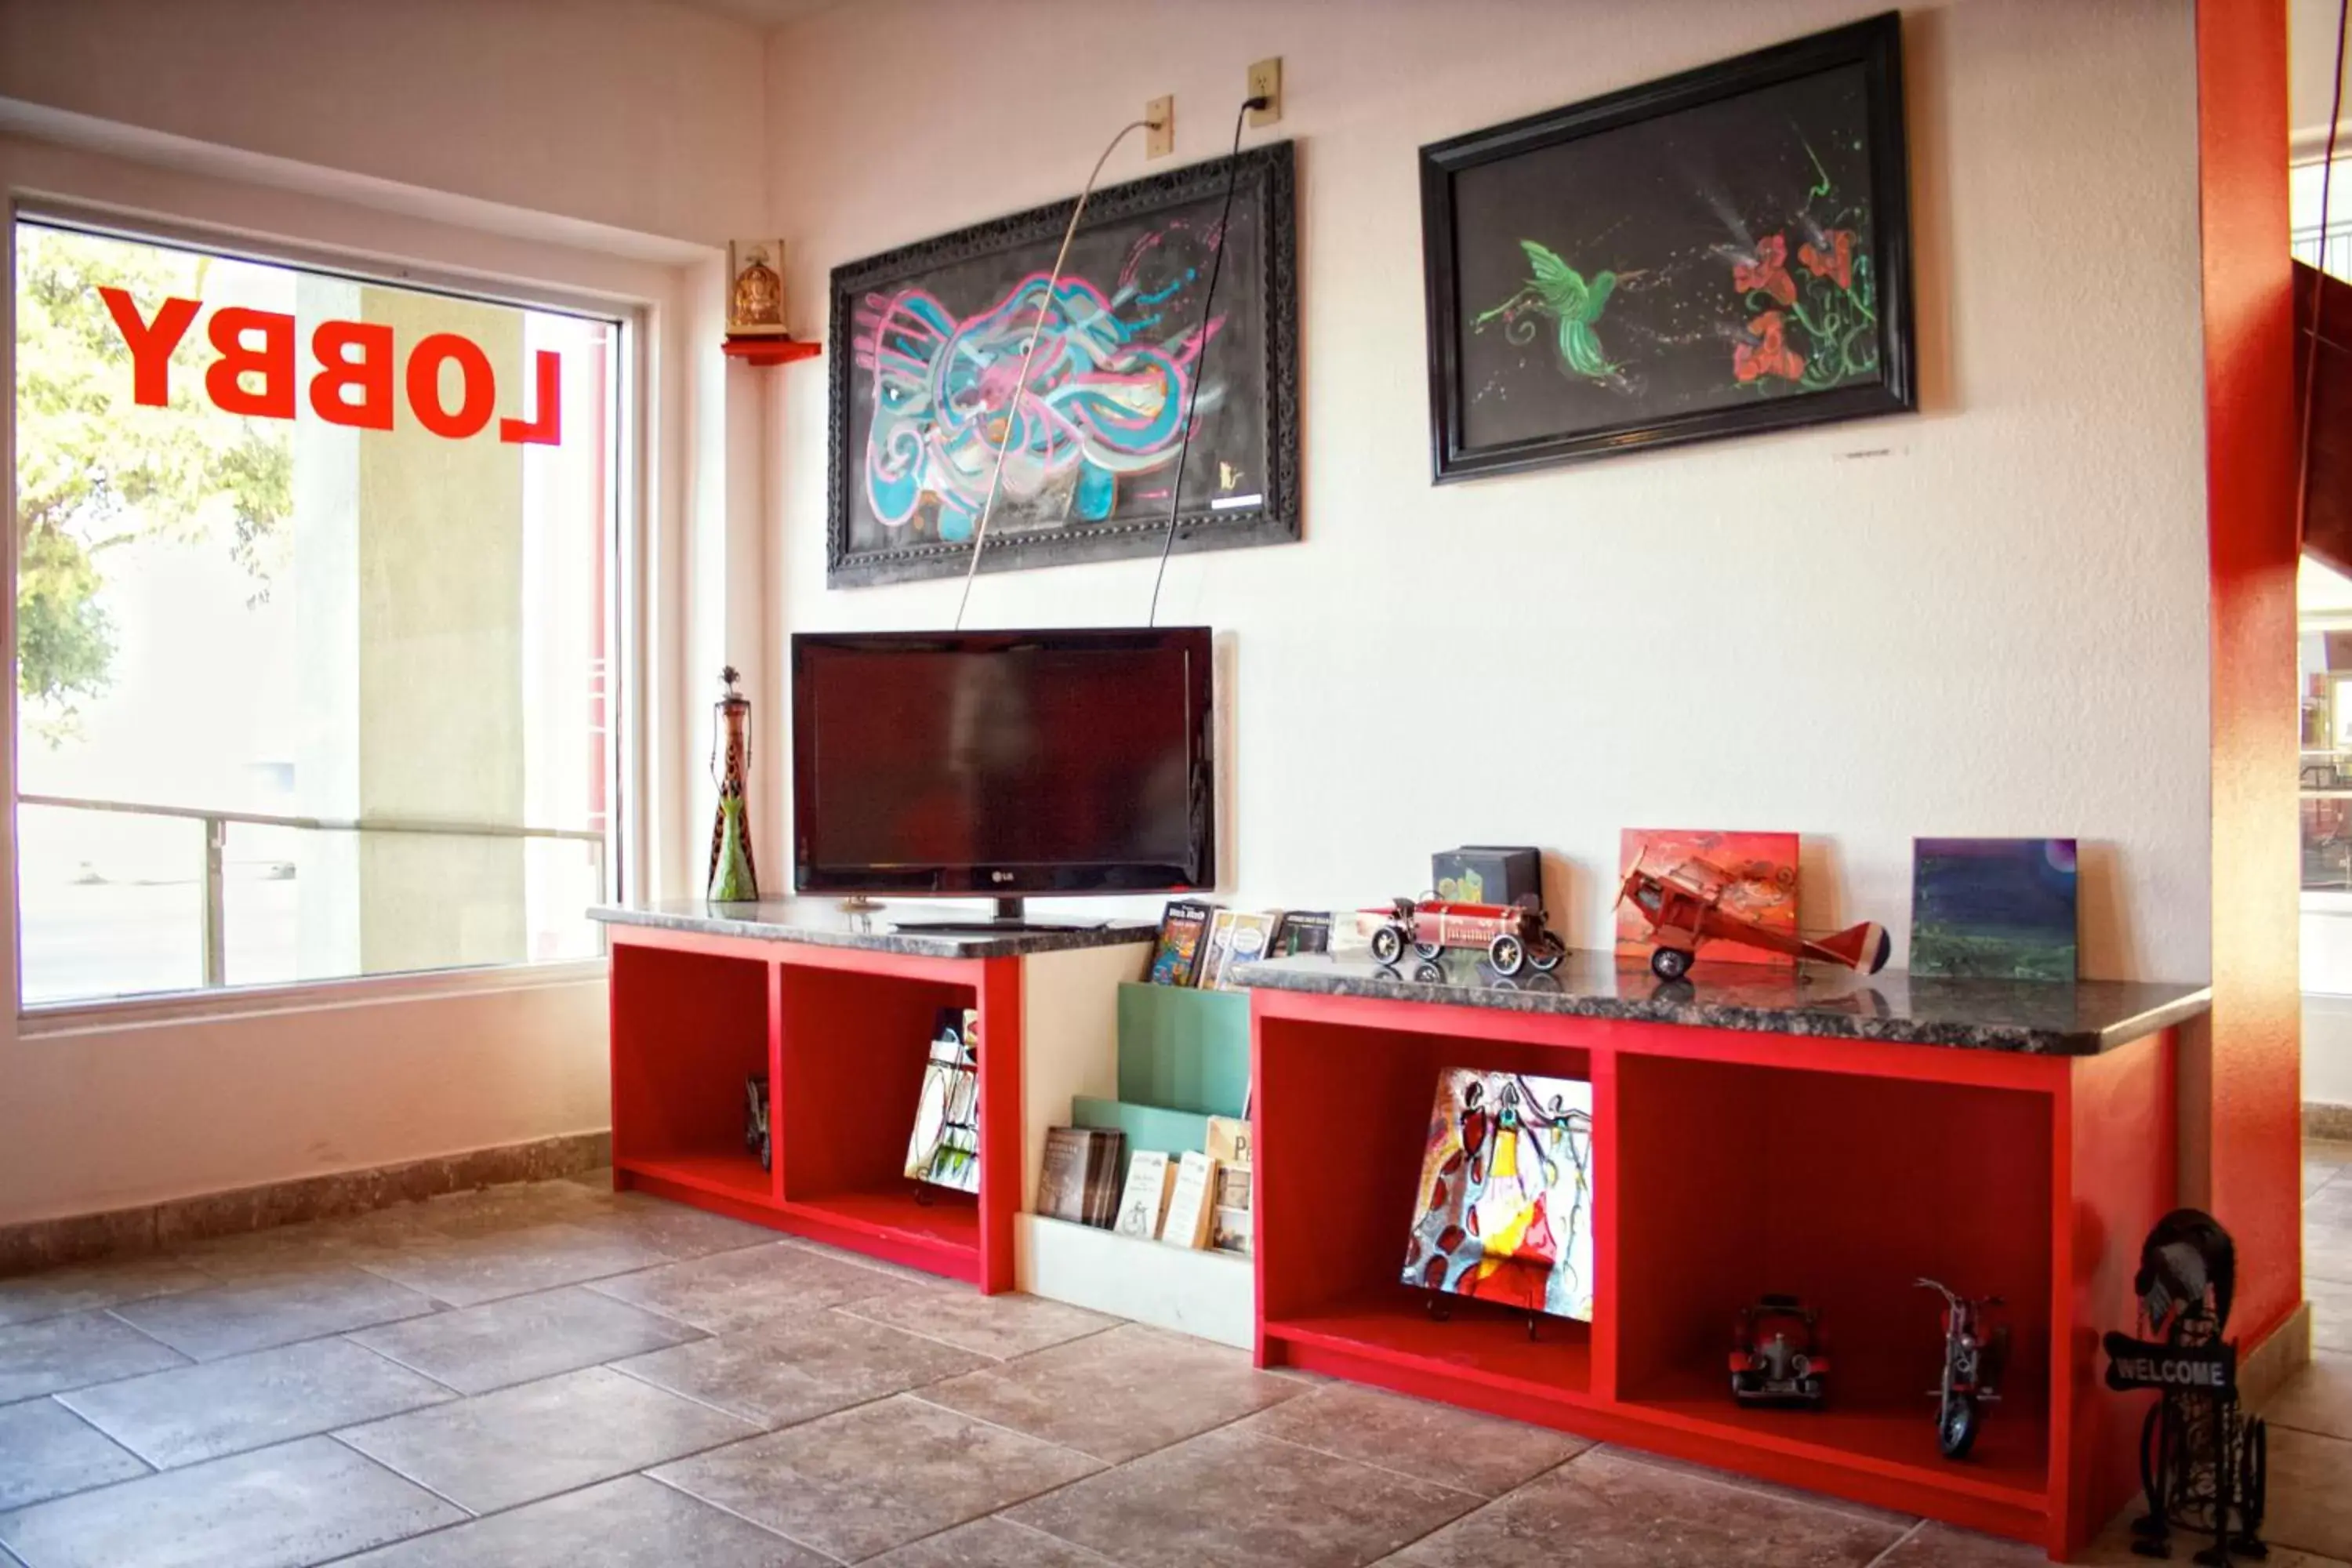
top-left (1476, 239), bottom-right (1623, 383)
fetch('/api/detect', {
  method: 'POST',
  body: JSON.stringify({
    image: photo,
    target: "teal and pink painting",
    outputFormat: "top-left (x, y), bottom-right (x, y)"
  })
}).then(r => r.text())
top-left (1909, 838), bottom-right (2078, 983)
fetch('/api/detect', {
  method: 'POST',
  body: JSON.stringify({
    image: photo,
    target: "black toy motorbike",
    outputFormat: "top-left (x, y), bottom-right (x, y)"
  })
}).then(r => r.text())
top-left (1918, 1277), bottom-right (2006, 1460)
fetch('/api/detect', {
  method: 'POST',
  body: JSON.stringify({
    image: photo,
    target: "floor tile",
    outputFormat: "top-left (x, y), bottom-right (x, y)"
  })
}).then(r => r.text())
top-left (863, 1516), bottom-right (1120, 1566)
top-left (172, 1207), bottom-right (448, 1283)
top-left (837, 1286), bottom-right (1120, 1360)
top-left (920, 1321), bottom-right (1307, 1463)
top-left (2267, 1425), bottom-right (2352, 1560)
top-left (357, 1221), bottom-right (673, 1308)
top-left (655, 1393), bottom-right (1101, 1562)
top-left (1874, 1521), bottom-right (2043, 1565)
top-left (0, 1313), bottom-right (186, 1402)
top-left (336, 1363), bottom-right (756, 1514)
top-left (615, 1307), bottom-right (986, 1427)
top-left (56, 1336), bottom-right (451, 1468)
top-left (108, 1265), bottom-right (436, 1360)
top-left (1380, 1446), bottom-right (1907, 1567)
top-left (2315, 1278), bottom-right (2352, 1356)
top-left (1234, 1382), bottom-right (1591, 1497)
top-left (1594, 1446), bottom-right (1914, 1529)
top-left (562, 1195), bottom-right (780, 1261)
top-left (1008, 1424), bottom-right (1479, 1568)
top-left (335, 1474), bottom-right (830, 1566)
top-left (2310, 1181), bottom-right (2352, 1226)
top-left (2309, 1221), bottom-right (2352, 1287)
top-left (587, 1239), bottom-right (913, 1333)
top-left (349, 1283), bottom-right (702, 1394)
top-left (2267, 1349), bottom-right (2352, 1442)
top-left (413, 1179), bottom-right (619, 1239)
top-left (0, 1401), bottom-right (148, 1511)
top-left (0, 1259), bottom-right (214, 1330)
top-left (0, 1434), bottom-right (463, 1568)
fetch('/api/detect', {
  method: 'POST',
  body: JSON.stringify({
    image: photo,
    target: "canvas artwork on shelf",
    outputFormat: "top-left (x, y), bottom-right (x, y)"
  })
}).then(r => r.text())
top-left (1402, 1068), bottom-right (1595, 1321)
top-left (903, 1008), bottom-right (980, 1192)
top-left (1910, 837), bottom-right (2079, 982)
top-left (826, 143), bottom-right (1299, 586)
top-left (1616, 828), bottom-right (1801, 971)
top-left (1419, 13), bottom-right (1913, 480)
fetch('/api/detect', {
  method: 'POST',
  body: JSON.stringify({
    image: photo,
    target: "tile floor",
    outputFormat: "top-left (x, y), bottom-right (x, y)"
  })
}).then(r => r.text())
top-left (0, 1153), bottom-right (2346, 1567)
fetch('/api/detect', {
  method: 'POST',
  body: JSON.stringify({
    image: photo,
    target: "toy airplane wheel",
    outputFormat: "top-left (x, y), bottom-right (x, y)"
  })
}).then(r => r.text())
top-left (1938, 1392), bottom-right (1980, 1460)
top-left (1489, 933), bottom-right (1526, 976)
top-left (1370, 926), bottom-right (1404, 964)
top-left (1651, 946), bottom-right (1694, 981)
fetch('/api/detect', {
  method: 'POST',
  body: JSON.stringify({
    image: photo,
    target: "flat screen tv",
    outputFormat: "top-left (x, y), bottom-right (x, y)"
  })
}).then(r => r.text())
top-left (792, 627), bottom-right (1214, 910)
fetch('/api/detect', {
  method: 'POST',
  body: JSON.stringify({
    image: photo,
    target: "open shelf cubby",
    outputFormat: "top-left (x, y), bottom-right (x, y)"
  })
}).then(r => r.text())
top-left (607, 924), bottom-right (1025, 1291)
top-left (1249, 983), bottom-right (2177, 1558)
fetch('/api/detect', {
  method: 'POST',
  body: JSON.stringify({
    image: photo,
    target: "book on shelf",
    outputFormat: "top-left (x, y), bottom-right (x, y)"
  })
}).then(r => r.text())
top-left (1147, 900), bottom-right (1216, 986)
top-left (1039, 1126), bottom-right (1128, 1228)
top-left (1112, 1149), bottom-right (1173, 1240)
top-left (1199, 910), bottom-right (1281, 989)
top-left (1271, 910), bottom-right (1333, 956)
top-left (1159, 1149), bottom-right (1218, 1249)
top-left (1205, 1115), bottom-right (1251, 1174)
top-left (1211, 1203), bottom-right (1253, 1255)
top-left (1080, 1127), bottom-right (1127, 1228)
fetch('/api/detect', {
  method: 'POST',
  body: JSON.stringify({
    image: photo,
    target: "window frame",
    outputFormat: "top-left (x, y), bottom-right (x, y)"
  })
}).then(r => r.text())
top-left (7, 199), bottom-right (641, 1020)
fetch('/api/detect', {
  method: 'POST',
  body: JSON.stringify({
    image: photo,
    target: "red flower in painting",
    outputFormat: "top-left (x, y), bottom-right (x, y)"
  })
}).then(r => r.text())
top-left (1799, 229), bottom-right (1854, 289)
top-left (1734, 311), bottom-right (1806, 383)
top-left (1733, 234), bottom-right (1796, 306)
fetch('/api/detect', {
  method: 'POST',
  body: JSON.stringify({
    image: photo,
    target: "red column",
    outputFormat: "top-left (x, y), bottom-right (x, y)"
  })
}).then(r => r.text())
top-left (2198, 0), bottom-right (2303, 1340)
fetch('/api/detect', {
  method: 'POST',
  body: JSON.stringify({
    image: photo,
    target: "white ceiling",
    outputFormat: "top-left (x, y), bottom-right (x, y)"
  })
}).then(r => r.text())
top-left (666, 0), bottom-right (849, 31)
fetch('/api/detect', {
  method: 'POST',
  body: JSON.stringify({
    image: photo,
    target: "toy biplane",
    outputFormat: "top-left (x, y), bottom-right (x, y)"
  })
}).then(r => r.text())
top-left (1617, 857), bottom-right (1889, 981)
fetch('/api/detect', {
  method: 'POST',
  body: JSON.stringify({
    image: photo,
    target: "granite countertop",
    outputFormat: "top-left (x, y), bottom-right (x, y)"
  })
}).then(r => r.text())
top-left (1229, 949), bottom-right (2211, 1056)
top-left (590, 897), bottom-right (1157, 959)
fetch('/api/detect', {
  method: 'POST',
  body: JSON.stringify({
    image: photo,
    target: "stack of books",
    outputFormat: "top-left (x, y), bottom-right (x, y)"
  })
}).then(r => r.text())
top-left (1036, 1126), bottom-right (1126, 1228)
top-left (1148, 902), bottom-right (1332, 989)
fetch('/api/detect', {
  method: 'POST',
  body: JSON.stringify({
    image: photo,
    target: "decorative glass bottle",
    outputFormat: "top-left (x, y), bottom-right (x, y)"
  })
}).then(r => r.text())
top-left (707, 666), bottom-right (759, 902)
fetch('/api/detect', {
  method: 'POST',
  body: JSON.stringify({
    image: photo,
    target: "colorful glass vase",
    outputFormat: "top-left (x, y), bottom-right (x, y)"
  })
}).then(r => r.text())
top-left (707, 666), bottom-right (759, 902)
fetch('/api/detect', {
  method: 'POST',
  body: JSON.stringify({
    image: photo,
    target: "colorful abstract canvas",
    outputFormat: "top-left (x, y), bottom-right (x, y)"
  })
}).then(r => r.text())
top-left (1615, 829), bottom-right (1801, 970)
top-left (904, 1008), bottom-right (981, 1192)
top-left (1401, 1069), bottom-right (1595, 1322)
top-left (1911, 838), bottom-right (2078, 982)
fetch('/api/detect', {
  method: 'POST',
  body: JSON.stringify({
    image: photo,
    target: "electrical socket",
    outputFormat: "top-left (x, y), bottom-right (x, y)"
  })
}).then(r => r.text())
top-left (1247, 56), bottom-right (1282, 126)
top-left (1145, 95), bottom-right (1174, 158)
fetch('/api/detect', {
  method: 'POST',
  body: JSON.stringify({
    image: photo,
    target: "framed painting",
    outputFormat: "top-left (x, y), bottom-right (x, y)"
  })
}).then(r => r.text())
top-left (1400, 1067), bottom-right (1594, 1322)
top-left (1420, 13), bottom-right (1914, 481)
top-left (826, 143), bottom-right (1300, 587)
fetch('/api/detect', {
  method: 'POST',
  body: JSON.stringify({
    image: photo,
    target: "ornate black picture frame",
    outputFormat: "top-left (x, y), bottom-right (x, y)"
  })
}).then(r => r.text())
top-left (826, 142), bottom-right (1300, 588)
top-left (1420, 13), bottom-right (1915, 482)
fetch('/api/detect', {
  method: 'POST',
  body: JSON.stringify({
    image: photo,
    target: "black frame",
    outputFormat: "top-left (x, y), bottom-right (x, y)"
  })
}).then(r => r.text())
top-left (789, 626), bottom-right (1217, 898)
top-left (826, 146), bottom-right (1301, 588)
top-left (1419, 13), bottom-right (1915, 481)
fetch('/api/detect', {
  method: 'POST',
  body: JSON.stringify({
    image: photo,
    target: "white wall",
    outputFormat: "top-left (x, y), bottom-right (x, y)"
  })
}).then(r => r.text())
top-left (0, 0), bottom-right (771, 1225)
top-left (763, 0), bottom-right (2212, 983)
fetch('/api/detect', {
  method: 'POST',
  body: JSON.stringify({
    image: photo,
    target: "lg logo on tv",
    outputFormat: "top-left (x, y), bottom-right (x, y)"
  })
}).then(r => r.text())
top-left (100, 289), bottom-right (564, 445)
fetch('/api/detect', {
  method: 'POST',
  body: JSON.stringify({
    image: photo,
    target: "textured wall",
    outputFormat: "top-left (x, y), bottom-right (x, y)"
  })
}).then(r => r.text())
top-left (764, 0), bottom-right (2212, 982)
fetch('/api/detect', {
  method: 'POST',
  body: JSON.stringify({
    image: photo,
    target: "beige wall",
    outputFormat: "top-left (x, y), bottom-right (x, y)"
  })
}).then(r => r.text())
top-left (764, 0), bottom-right (2213, 983)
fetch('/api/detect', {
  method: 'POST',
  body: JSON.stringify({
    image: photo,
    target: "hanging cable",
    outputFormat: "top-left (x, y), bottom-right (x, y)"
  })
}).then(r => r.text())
top-left (1148, 96), bottom-right (1264, 628)
top-left (951, 118), bottom-right (1152, 631)
top-left (2299, 0), bottom-right (2350, 548)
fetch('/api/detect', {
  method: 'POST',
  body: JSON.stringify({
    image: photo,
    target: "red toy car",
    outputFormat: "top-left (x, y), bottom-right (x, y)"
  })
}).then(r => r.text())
top-left (1358, 896), bottom-right (1565, 978)
top-left (1731, 1294), bottom-right (1829, 1406)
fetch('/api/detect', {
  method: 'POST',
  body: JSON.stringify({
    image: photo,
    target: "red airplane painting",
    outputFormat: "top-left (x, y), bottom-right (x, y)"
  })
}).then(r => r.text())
top-left (1617, 856), bottom-right (1891, 982)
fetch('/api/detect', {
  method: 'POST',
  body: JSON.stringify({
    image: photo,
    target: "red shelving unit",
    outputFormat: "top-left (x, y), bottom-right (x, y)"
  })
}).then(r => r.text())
top-left (607, 922), bottom-right (1018, 1291)
top-left (1250, 987), bottom-right (2175, 1559)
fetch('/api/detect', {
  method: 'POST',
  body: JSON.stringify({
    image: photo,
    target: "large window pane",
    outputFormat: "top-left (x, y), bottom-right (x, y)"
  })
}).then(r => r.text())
top-left (13, 221), bottom-right (615, 1006)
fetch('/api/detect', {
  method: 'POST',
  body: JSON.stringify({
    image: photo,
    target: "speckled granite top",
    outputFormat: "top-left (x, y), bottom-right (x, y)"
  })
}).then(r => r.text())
top-left (590, 898), bottom-right (1156, 959)
top-left (1230, 950), bottom-right (2210, 1055)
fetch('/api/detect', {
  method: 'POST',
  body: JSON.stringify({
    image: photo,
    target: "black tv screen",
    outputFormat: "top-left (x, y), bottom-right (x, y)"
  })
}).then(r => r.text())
top-left (792, 628), bottom-right (1214, 897)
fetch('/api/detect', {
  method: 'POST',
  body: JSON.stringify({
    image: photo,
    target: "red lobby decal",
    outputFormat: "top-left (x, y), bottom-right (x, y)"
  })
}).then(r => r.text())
top-left (99, 289), bottom-right (562, 445)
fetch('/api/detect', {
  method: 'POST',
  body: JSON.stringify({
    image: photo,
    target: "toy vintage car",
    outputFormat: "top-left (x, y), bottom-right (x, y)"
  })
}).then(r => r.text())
top-left (1358, 896), bottom-right (1565, 978)
top-left (1619, 858), bottom-right (1891, 982)
top-left (1731, 1294), bottom-right (1828, 1406)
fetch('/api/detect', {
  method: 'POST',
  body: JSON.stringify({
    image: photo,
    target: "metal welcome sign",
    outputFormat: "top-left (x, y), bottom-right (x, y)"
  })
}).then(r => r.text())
top-left (99, 288), bottom-right (564, 444)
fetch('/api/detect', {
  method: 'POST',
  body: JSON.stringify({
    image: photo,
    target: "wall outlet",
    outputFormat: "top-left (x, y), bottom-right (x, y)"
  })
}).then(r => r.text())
top-left (1146, 95), bottom-right (1174, 158)
top-left (1247, 57), bottom-right (1282, 127)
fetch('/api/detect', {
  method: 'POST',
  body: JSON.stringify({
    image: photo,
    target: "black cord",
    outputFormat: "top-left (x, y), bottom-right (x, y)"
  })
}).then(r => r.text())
top-left (1148, 96), bottom-right (1263, 627)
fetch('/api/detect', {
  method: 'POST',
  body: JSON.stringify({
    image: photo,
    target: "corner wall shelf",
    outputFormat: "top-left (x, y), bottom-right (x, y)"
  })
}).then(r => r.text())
top-left (721, 336), bottom-right (822, 365)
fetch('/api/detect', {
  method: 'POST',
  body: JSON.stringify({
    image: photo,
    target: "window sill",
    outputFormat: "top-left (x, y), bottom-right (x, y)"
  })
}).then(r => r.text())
top-left (16, 957), bottom-right (612, 1039)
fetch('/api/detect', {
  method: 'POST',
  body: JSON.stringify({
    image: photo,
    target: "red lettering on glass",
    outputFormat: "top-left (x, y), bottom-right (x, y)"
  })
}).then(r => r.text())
top-left (204, 307), bottom-right (297, 419)
top-left (98, 289), bottom-right (200, 407)
top-left (499, 350), bottom-right (562, 445)
top-left (310, 320), bottom-right (396, 431)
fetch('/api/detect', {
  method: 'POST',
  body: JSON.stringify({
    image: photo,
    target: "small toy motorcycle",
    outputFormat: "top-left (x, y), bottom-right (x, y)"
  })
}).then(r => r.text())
top-left (1919, 1277), bottom-right (2006, 1459)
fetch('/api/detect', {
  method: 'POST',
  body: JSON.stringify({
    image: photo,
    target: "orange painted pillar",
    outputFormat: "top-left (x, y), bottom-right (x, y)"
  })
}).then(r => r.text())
top-left (2198, 0), bottom-right (2303, 1341)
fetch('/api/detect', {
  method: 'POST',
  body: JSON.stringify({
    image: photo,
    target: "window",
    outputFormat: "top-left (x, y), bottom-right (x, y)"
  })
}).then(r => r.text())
top-left (2297, 157), bottom-right (2352, 993)
top-left (13, 218), bottom-right (619, 1007)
